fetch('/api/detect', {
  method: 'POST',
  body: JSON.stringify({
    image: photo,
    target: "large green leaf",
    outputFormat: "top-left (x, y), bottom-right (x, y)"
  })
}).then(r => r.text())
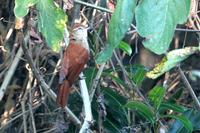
top-left (14, 0), bottom-right (38, 18)
top-left (135, 0), bottom-right (190, 54)
top-left (146, 47), bottom-right (199, 79)
top-left (148, 86), bottom-right (165, 110)
top-left (36, 0), bottom-right (67, 52)
top-left (125, 101), bottom-right (155, 124)
top-left (96, 0), bottom-right (136, 64)
top-left (162, 114), bottom-right (193, 133)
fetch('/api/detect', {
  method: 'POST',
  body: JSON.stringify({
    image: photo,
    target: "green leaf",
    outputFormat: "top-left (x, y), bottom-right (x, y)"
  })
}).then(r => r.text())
top-left (135, 0), bottom-right (190, 54)
top-left (96, 45), bottom-right (114, 64)
top-left (161, 114), bottom-right (193, 133)
top-left (146, 47), bottom-right (199, 79)
top-left (169, 109), bottom-right (200, 132)
top-left (96, 0), bottom-right (136, 64)
top-left (106, 74), bottom-right (128, 89)
top-left (148, 86), bottom-right (165, 110)
top-left (36, 0), bottom-right (67, 52)
top-left (131, 65), bottom-right (148, 86)
top-left (118, 41), bottom-right (132, 55)
top-left (103, 87), bottom-right (128, 130)
top-left (14, 0), bottom-right (38, 18)
top-left (159, 102), bottom-right (186, 113)
top-left (168, 88), bottom-right (183, 103)
top-left (125, 101), bottom-right (154, 124)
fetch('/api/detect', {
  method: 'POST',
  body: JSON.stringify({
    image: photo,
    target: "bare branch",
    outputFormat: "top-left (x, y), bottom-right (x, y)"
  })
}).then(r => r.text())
top-left (73, 0), bottom-right (113, 13)
top-left (0, 46), bottom-right (23, 101)
top-left (79, 72), bottom-right (93, 133)
top-left (178, 67), bottom-right (200, 110)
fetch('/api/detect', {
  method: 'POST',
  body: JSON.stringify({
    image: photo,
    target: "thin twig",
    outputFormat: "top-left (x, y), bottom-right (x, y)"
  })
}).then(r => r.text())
top-left (73, 0), bottom-right (113, 13)
top-left (0, 103), bottom-right (41, 130)
top-left (175, 28), bottom-right (200, 32)
top-left (79, 73), bottom-right (93, 133)
top-left (28, 83), bottom-right (37, 133)
top-left (20, 32), bottom-right (82, 127)
top-left (178, 67), bottom-right (200, 110)
top-left (28, 103), bottom-right (37, 133)
top-left (43, 127), bottom-right (57, 133)
top-left (21, 101), bottom-right (27, 133)
top-left (89, 63), bottom-right (106, 101)
top-left (0, 46), bottom-right (23, 101)
top-left (48, 59), bottom-right (61, 87)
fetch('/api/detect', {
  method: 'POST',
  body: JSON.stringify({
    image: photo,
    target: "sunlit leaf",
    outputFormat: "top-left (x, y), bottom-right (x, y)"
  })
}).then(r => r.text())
top-left (36, 0), bottom-right (67, 52)
top-left (146, 47), bottom-right (199, 79)
top-left (148, 86), bottom-right (165, 110)
top-left (135, 0), bottom-right (190, 54)
top-left (14, 0), bottom-right (38, 18)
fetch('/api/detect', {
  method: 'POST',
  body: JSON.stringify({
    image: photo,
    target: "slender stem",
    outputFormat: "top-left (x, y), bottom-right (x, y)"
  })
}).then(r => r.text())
top-left (178, 67), bottom-right (200, 110)
top-left (90, 63), bottom-right (105, 101)
top-left (73, 0), bottom-right (113, 13)
top-left (0, 46), bottom-right (23, 101)
top-left (21, 101), bottom-right (27, 133)
top-left (175, 28), bottom-right (200, 32)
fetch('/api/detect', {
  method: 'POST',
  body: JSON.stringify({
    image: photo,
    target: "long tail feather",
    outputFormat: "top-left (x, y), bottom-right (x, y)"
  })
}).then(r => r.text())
top-left (56, 80), bottom-right (71, 108)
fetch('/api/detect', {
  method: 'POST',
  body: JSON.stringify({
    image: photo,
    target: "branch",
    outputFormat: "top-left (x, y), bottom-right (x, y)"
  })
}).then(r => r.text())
top-left (21, 100), bottom-right (27, 133)
top-left (0, 103), bottom-right (41, 130)
top-left (89, 63), bottom-right (106, 101)
top-left (178, 67), bottom-right (200, 110)
top-left (79, 73), bottom-right (93, 133)
top-left (20, 32), bottom-right (82, 127)
top-left (73, 0), bottom-right (113, 13)
top-left (0, 46), bottom-right (23, 101)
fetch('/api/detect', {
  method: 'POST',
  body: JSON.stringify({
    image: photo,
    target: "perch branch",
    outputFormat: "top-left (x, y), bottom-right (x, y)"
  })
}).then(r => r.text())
top-left (21, 100), bottom-right (27, 133)
top-left (79, 73), bottom-right (93, 133)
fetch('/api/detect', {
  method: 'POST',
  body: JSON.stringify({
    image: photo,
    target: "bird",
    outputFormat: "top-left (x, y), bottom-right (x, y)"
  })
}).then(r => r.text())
top-left (56, 25), bottom-right (90, 108)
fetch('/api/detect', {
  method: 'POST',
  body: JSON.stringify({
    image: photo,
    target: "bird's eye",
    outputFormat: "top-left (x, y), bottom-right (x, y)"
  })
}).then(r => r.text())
top-left (70, 36), bottom-right (76, 41)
